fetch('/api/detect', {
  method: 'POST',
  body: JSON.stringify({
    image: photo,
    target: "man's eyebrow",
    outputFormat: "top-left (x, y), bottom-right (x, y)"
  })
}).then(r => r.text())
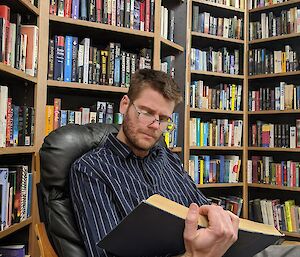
top-left (138, 104), bottom-right (171, 118)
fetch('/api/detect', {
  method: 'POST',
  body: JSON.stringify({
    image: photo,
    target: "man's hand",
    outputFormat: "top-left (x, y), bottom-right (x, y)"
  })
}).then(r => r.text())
top-left (182, 203), bottom-right (239, 257)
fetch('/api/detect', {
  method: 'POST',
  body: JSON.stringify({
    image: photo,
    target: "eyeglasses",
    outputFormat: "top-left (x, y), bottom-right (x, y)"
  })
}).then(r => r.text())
top-left (131, 103), bottom-right (175, 133)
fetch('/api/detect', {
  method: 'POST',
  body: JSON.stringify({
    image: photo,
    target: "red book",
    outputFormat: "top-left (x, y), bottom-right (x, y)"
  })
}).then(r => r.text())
top-left (0, 5), bottom-right (10, 64)
top-left (96, 0), bottom-right (102, 22)
top-left (145, 0), bottom-right (150, 32)
top-left (140, 0), bottom-right (145, 31)
top-left (64, 0), bottom-right (72, 18)
top-left (49, 0), bottom-right (58, 14)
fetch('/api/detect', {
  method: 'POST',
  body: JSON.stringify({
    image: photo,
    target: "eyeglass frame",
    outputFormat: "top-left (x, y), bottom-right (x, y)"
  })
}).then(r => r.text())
top-left (130, 102), bottom-right (176, 133)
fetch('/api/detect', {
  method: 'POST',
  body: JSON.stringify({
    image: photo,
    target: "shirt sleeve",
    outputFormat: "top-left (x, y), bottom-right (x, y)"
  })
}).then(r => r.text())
top-left (70, 159), bottom-right (120, 257)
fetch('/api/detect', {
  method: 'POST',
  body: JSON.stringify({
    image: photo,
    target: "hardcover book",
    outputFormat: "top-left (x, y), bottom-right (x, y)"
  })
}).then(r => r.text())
top-left (98, 194), bottom-right (283, 257)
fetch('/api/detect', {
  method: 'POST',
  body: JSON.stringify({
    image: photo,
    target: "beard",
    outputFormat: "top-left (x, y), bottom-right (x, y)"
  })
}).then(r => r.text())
top-left (122, 111), bottom-right (161, 152)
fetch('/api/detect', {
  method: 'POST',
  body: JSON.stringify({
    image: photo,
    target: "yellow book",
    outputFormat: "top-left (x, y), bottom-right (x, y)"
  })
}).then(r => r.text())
top-left (200, 122), bottom-right (204, 146)
top-left (284, 200), bottom-right (295, 232)
top-left (282, 52), bottom-right (286, 73)
top-left (45, 105), bottom-right (54, 136)
top-left (163, 132), bottom-right (170, 148)
top-left (199, 158), bottom-right (204, 185)
top-left (231, 84), bottom-right (236, 111)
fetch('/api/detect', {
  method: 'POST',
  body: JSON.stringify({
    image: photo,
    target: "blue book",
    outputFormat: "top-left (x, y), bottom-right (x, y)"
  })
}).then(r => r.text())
top-left (133, 1), bottom-right (140, 30)
top-left (216, 155), bottom-right (225, 183)
top-left (0, 245), bottom-right (25, 257)
top-left (224, 159), bottom-right (230, 183)
top-left (189, 155), bottom-right (199, 184)
top-left (72, 0), bottom-right (79, 19)
top-left (114, 44), bottom-right (121, 86)
top-left (173, 113), bottom-right (179, 147)
top-left (203, 155), bottom-right (210, 184)
top-left (196, 118), bottom-right (200, 146)
top-left (0, 168), bottom-right (9, 230)
top-left (64, 36), bottom-right (73, 82)
top-left (60, 110), bottom-right (68, 127)
top-left (26, 173), bottom-right (33, 218)
top-left (80, 0), bottom-right (87, 20)
top-left (12, 105), bottom-right (19, 146)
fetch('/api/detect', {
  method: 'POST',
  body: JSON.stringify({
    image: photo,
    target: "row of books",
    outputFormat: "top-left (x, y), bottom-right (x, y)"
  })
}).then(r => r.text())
top-left (249, 198), bottom-right (300, 233)
top-left (248, 82), bottom-right (300, 111)
top-left (249, 120), bottom-right (300, 148)
top-left (0, 5), bottom-right (39, 76)
top-left (247, 156), bottom-right (300, 187)
top-left (190, 118), bottom-right (243, 147)
top-left (0, 165), bottom-right (32, 231)
top-left (191, 47), bottom-right (240, 75)
top-left (45, 98), bottom-right (121, 136)
top-left (248, 0), bottom-right (288, 10)
top-left (162, 113), bottom-right (179, 149)
top-left (188, 155), bottom-right (241, 184)
top-left (248, 45), bottom-right (299, 75)
top-left (50, 0), bottom-right (155, 32)
top-left (0, 86), bottom-right (34, 148)
top-left (160, 55), bottom-right (175, 79)
top-left (201, 0), bottom-right (245, 9)
top-left (209, 195), bottom-right (243, 217)
top-left (48, 36), bottom-right (152, 86)
top-left (160, 6), bottom-right (175, 42)
top-left (192, 9), bottom-right (243, 40)
top-left (190, 80), bottom-right (242, 111)
top-left (249, 8), bottom-right (300, 41)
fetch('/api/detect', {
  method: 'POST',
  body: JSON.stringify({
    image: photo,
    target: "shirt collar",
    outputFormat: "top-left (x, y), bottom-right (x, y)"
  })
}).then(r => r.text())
top-left (105, 133), bottom-right (161, 160)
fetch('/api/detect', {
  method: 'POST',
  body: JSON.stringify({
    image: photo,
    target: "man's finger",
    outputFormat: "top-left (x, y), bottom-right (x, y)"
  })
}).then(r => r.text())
top-left (184, 203), bottom-right (199, 241)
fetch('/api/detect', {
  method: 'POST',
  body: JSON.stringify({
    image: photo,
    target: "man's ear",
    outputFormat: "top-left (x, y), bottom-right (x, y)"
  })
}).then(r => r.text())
top-left (119, 95), bottom-right (130, 114)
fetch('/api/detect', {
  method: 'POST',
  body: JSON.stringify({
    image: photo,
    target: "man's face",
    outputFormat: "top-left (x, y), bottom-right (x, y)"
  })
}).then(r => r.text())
top-left (119, 87), bottom-right (175, 156)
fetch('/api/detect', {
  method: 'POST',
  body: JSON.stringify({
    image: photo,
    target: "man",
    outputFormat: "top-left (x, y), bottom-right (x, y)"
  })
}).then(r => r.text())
top-left (70, 69), bottom-right (239, 257)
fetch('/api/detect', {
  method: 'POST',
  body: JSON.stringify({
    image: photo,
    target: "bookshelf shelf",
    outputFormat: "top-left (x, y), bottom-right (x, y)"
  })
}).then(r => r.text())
top-left (49, 15), bottom-right (155, 39)
top-left (190, 108), bottom-right (243, 114)
top-left (248, 70), bottom-right (300, 79)
top-left (47, 80), bottom-right (129, 94)
top-left (190, 146), bottom-right (243, 150)
top-left (249, 32), bottom-right (300, 44)
top-left (0, 217), bottom-right (32, 240)
top-left (192, 0), bottom-right (245, 13)
top-left (160, 37), bottom-right (184, 52)
top-left (17, 0), bottom-right (39, 15)
top-left (282, 231), bottom-right (300, 238)
top-left (248, 147), bottom-right (300, 152)
top-left (249, 183), bottom-right (300, 192)
top-left (0, 62), bottom-right (37, 83)
top-left (249, 0), bottom-right (300, 13)
top-left (248, 110), bottom-right (300, 115)
top-left (191, 70), bottom-right (244, 79)
top-left (170, 147), bottom-right (182, 153)
top-left (0, 146), bottom-right (36, 155)
top-left (197, 182), bottom-right (244, 188)
top-left (191, 31), bottom-right (244, 44)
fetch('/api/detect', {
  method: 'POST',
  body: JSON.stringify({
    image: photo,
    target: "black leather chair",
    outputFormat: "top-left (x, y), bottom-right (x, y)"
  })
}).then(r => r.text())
top-left (37, 123), bottom-right (119, 257)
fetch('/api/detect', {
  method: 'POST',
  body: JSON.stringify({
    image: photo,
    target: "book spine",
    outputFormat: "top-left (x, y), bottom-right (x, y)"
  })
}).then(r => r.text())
top-left (71, 37), bottom-right (78, 82)
top-left (53, 35), bottom-right (65, 81)
top-left (64, 35), bottom-right (73, 82)
top-left (72, 0), bottom-right (80, 19)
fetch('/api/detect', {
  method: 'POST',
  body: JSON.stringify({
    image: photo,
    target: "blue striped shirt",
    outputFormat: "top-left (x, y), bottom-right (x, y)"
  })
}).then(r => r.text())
top-left (70, 133), bottom-right (209, 257)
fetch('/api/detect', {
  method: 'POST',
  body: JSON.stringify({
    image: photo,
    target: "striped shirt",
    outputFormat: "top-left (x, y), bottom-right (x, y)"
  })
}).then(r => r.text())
top-left (70, 133), bottom-right (209, 257)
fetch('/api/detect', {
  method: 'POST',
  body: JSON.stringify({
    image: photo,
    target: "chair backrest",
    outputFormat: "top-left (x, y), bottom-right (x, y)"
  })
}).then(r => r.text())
top-left (38, 123), bottom-right (119, 257)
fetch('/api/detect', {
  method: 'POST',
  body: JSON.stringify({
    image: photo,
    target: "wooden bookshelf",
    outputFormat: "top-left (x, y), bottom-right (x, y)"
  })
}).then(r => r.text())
top-left (47, 80), bottom-right (129, 93)
top-left (249, 0), bottom-right (300, 13)
top-left (0, 146), bottom-right (36, 155)
top-left (249, 32), bottom-right (300, 44)
top-left (248, 110), bottom-right (300, 115)
top-left (49, 15), bottom-right (155, 39)
top-left (248, 183), bottom-right (300, 192)
top-left (1, 0), bottom-right (39, 16)
top-left (0, 62), bottom-right (37, 83)
top-left (17, 0), bottom-right (39, 15)
top-left (190, 146), bottom-right (243, 151)
top-left (249, 70), bottom-right (300, 79)
top-left (192, 31), bottom-right (244, 44)
top-left (190, 108), bottom-right (243, 114)
top-left (191, 70), bottom-right (244, 79)
top-left (0, 218), bottom-right (32, 240)
top-left (282, 231), bottom-right (300, 238)
top-left (160, 37), bottom-right (184, 52)
top-left (193, 0), bottom-right (245, 13)
top-left (197, 182), bottom-right (244, 188)
top-left (248, 147), bottom-right (300, 152)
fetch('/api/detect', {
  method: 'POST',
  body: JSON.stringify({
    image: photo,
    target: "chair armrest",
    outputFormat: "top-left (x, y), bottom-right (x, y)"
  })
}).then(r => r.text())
top-left (35, 223), bottom-right (58, 257)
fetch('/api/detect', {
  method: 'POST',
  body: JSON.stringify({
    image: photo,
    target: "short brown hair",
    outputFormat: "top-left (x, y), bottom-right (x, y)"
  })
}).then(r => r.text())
top-left (127, 69), bottom-right (183, 105)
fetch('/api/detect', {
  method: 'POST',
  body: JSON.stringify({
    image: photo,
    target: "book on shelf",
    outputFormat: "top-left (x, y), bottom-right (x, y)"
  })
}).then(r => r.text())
top-left (160, 5), bottom-right (175, 42)
top-left (249, 0), bottom-right (289, 10)
top-left (163, 112), bottom-right (179, 148)
top-left (160, 55), bottom-right (175, 79)
top-left (98, 194), bottom-right (283, 257)
top-left (0, 244), bottom-right (25, 257)
top-left (208, 195), bottom-right (243, 217)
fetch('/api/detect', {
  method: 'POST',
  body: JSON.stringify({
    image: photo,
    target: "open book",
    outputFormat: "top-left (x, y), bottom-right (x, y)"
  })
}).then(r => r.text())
top-left (98, 194), bottom-right (284, 257)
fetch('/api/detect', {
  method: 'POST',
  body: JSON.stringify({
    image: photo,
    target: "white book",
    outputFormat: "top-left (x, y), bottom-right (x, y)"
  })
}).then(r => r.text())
top-left (81, 38), bottom-right (90, 84)
top-left (261, 13), bottom-right (266, 39)
top-left (290, 126), bottom-right (296, 148)
top-left (160, 6), bottom-right (164, 37)
top-left (274, 50), bottom-right (282, 73)
top-left (89, 112), bottom-right (97, 123)
top-left (297, 9), bottom-right (300, 33)
top-left (223, 18), bottom-right (229, 38)
top-left (80, 107), bottom-right (90, 125)
top-left (9, 23), bottom-right (16, 68)
top-left (189, 118), bottom-right (196, 146)
top-left (0, 86), bottom-right (8, 147)
top-left (266, 200), bottom-right (275, 226)
top-left (269, 124), bottom-right (274, 147)
top-left (247, 160), bottom-right (252, 183)
top-left (164, 7), bottom-right (168, 39)
top-left (74, 111), bottom-right (82, 125)
top-left (111, 0), bottom-right (116, 26)
top-left (20, 34), bottom-right (28, 72)
top-left (279, 82), bottom-right (285, 110)
top-left (260, 199), bottom-right (269, 225)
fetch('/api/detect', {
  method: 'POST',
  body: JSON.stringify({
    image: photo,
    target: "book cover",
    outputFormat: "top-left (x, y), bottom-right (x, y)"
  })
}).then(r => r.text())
top-left (0, 244), bottom-right (25, 257)
top-left (98, 194), bottom-right (283, 257)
